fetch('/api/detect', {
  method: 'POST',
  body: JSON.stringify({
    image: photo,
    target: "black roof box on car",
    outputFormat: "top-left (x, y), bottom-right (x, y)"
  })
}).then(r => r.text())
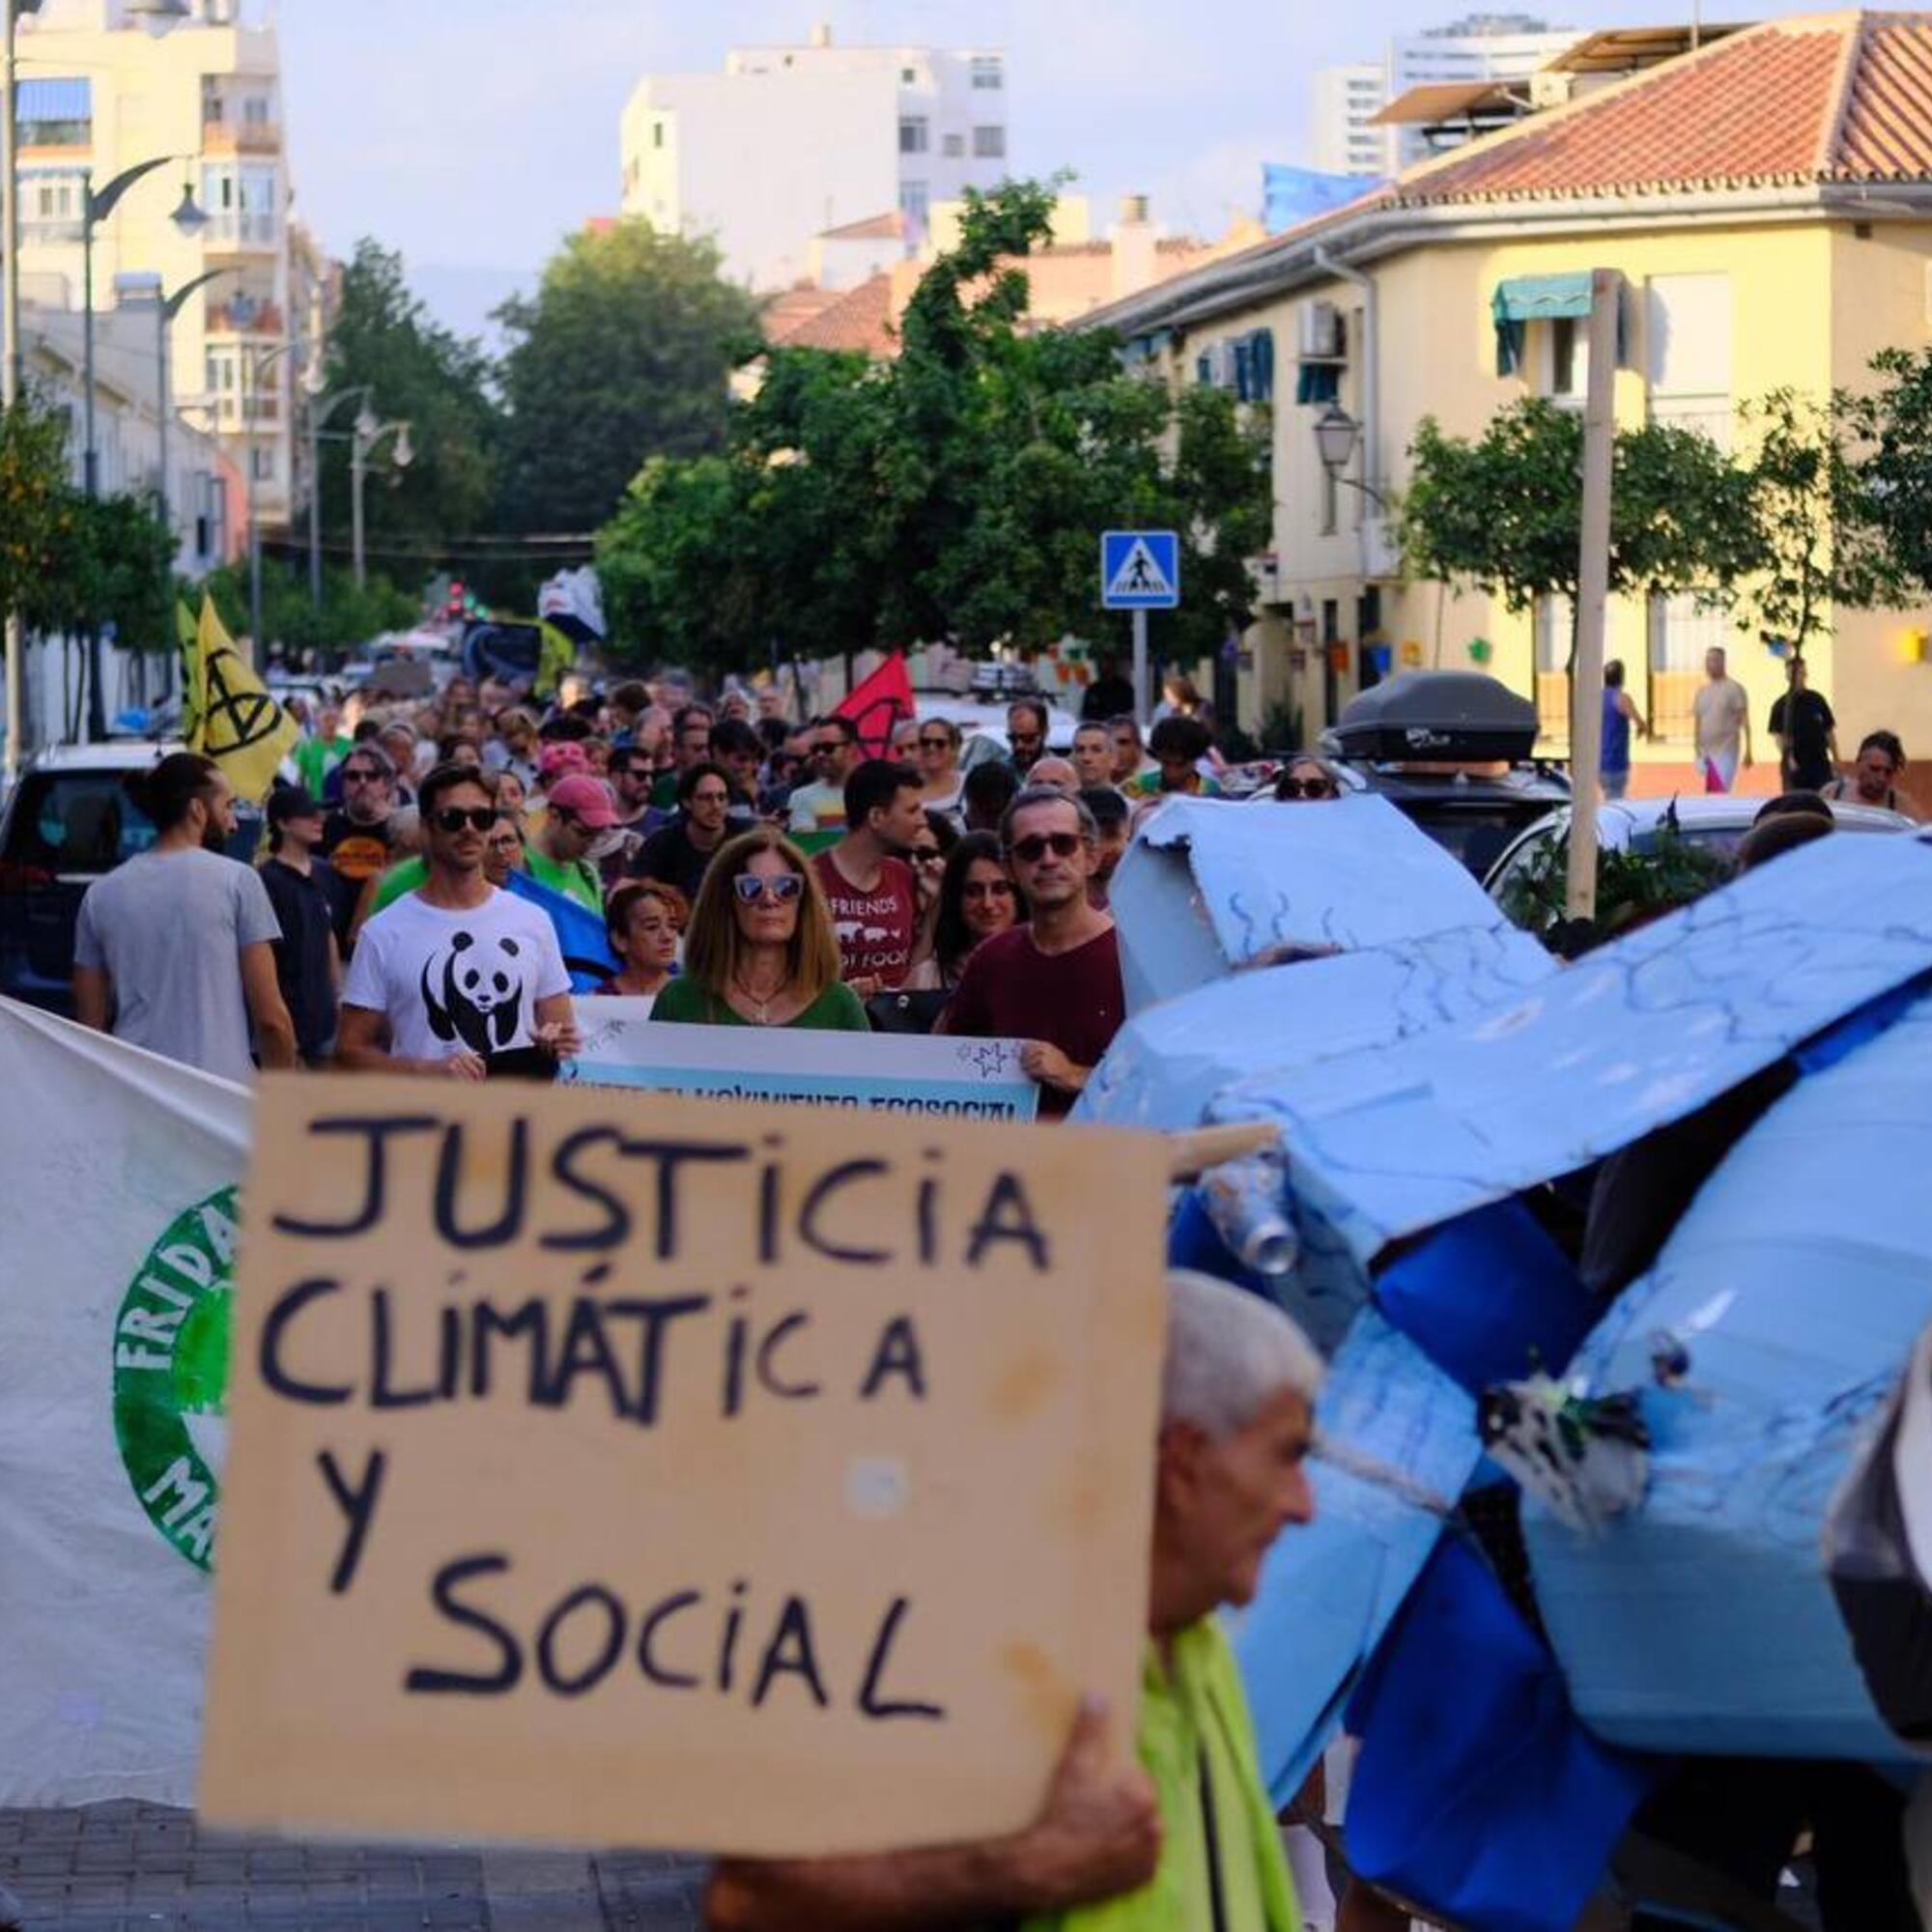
top-left (1326, 670), bottom-right (1540, 764)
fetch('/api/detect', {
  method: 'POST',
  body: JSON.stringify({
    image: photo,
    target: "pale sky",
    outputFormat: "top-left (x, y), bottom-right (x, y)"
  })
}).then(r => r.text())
top-left (275, 0), bottom-right (1828, 342)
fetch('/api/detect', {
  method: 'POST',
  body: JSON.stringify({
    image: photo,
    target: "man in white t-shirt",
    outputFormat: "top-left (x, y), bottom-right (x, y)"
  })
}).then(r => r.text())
top-left (1691, 645), bottom-right (1753, 793)
top-left (337, 764), bottom-right (579, 1079)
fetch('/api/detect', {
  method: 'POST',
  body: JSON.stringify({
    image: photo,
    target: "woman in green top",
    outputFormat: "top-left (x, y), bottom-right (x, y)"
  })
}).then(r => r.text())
top-left (651, 828), bottom-right (867, 1031)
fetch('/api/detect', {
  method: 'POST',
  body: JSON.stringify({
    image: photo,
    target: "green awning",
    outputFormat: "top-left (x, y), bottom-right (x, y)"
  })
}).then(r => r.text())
top-left (1492, 271), bottom-right (1594, 324)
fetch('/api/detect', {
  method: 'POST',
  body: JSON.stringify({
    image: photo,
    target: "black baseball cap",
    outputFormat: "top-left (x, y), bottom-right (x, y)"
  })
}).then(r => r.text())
top-left (268, 785), bottom-right (325, 825)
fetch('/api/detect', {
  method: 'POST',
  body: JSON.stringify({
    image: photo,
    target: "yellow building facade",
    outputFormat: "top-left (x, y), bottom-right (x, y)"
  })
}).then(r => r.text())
top-left (1089, 14), bottom-right (1932, 799)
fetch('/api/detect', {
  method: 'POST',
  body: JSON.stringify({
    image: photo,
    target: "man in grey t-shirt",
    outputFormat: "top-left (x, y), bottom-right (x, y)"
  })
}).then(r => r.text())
top-left (72, 754), bottom-right (297, 1085)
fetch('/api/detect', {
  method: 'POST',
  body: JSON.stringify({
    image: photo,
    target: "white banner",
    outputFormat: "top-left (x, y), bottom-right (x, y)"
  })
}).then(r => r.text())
top-left (0, 1001), bottom-right (245, 1805)
top-left (564, 1004), bottom-right (1040, 1122)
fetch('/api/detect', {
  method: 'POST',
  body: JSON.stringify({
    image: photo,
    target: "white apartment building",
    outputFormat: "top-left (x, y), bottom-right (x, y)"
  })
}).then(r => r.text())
top-left (619, 23), bottom-right (1009, 292)
top-left (13, 0), bottom-right (310, 528)
top-left (1312, 14), bottom-right (1583, 177)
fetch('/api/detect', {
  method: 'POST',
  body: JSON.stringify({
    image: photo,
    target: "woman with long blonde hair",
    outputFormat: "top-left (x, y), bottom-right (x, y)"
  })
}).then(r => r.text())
top-left (649, 828), bottom-right (868, 1030)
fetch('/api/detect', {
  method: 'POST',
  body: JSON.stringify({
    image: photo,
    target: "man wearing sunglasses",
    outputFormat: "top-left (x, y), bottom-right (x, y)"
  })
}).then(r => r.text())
top-left (786, 716), bottom-right (864, 837)
top-left (1007, 697), bottom-right (1050, 777)
top-left (338, 763), bottom-right (578, 1080)
top-left (526, 774), bottom-right (618, 913)
top-left (941, 786), bottom-right (1125, 1119)
top-left (319, 743), bottom-right (401, 952)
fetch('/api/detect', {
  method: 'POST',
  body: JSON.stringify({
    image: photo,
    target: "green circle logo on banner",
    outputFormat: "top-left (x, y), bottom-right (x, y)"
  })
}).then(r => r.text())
top-left (111, 1187), bottom-right (239, 1574)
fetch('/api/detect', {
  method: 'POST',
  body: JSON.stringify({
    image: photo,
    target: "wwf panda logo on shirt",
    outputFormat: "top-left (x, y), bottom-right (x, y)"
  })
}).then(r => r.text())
top-left (420, 929), bottom-right (530, 1056)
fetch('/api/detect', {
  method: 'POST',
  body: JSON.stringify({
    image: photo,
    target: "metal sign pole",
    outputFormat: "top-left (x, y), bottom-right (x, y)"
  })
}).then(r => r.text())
top-left (1132, 608), bottom-right (1149, 726)
top-left (1565, 267), bottom-right (1622, 925)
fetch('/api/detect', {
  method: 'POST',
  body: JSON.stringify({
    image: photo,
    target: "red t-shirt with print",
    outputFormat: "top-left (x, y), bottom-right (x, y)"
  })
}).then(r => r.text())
top-left (811, 848), bottom-right (918, 988)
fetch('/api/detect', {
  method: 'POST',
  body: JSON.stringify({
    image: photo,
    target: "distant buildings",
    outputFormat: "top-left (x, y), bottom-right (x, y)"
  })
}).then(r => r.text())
top-left (619, 23), bottom-right (1010, 292)
top-left (1312, 14), bottom-right (1582, 178)
top-left (13, 0), bottom-right (325, 532)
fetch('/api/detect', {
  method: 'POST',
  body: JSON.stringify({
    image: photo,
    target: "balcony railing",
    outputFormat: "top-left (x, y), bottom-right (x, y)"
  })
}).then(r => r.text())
top-left (202, 120), bottom-right (281, 156)
top-left (202, 212), bottom-right (279, 252)
top-left (206, 298), bottom-right (285, 336)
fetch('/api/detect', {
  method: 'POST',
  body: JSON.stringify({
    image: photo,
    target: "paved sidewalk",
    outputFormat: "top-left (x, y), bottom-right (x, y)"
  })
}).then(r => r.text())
top-left (0, 1804), bottom-right (707, 1930)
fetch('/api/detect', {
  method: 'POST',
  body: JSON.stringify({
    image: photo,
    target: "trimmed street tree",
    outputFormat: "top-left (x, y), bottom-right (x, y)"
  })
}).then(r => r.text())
top-left (1845, 347), bottom-right (1932, 600)
top-left (1402, 398), bottom-right (1762, 666)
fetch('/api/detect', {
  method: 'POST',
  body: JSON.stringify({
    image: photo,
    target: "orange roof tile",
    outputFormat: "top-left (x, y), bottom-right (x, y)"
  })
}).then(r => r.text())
top-left (777, 273), bottom-right (898, 357)
top-left (818, 211), bottom-right (904, 242)
top-left (1391, 12), bottom-right (1932, 205)
top-left (760, 284), bottom-right (846, 346)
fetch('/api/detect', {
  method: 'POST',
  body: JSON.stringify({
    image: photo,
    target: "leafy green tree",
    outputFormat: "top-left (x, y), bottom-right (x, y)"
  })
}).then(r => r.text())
top-left (1402, 398), bottom-right (1761, 653)
top-left (595, 182), bottom-right (1271, 675)
top-left (1844, 348), bottom-right (1932, 600)
top-left (200, 557), bottom-right (418, 660)
top-left (1736, 387), bottom-right (1902, 661)
top-left (0, 394), bottom-right (71, 629)
top-left (317, 239), bottom-right (501, 559)
top-left (496, 221), bottom-right (761, 536)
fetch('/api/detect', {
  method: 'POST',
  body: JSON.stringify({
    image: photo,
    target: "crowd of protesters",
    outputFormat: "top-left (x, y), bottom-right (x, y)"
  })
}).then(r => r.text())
top-left (69, 665), bottom-right (1253, 1109)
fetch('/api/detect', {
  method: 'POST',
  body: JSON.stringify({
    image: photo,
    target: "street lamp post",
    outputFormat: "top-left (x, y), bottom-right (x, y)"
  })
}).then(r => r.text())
top-left (303, 383), bottom-right (370, 611)
top-left (77, 156), bottom-right (206, 738)
top-left (2, 0), bottom-right (44, 788)
top-left (154, 268), bottom-right (226, 554)
top-left (240, 337), bottom-right (302, 665)
top-left (350, 409), bottom-right (412, 591)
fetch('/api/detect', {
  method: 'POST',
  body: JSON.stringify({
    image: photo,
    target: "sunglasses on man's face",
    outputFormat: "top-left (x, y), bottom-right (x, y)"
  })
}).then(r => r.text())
top-left (343, 768), bottom-right (383, 785)
top-left (1009, 732), bottom-right (1042, 750)
top-left (732, 872), bottom-right (805, 904)
top-left (431, 806), bottom-right (497, 835)
top-left (1008, 831), bottom-right (1083, 865)
top-left (1276, 777), bottom-right (1338, 800)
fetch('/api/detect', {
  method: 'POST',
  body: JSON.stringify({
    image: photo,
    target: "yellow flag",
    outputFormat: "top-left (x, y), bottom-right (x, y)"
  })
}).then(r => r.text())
top-left (177, 601), bottom-right (205, 749)
top-left (190, 594), bottom-right (298, 804)
top-left (533, 618), bottom-right (576, 700)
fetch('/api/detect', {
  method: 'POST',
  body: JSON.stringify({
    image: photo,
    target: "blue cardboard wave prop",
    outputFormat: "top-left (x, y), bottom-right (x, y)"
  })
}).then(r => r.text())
top-left (1109, 794), bottom-right (1519, 1014)
top-left (1077, 923), bottom-right (1554, 1135)
top-left (1523, 992), bottom-right (1932, 1763)
top-left (1212, 832), bottom-right (1932, 1270)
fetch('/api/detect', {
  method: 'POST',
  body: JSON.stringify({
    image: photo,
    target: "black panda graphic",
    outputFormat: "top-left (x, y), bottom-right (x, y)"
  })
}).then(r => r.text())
top-left (421, 929), bottom-right (528, 1056)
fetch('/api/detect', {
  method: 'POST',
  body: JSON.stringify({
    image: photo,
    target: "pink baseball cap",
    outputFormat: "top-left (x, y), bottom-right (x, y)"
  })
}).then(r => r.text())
top-left (538, 740), bottom-right (589, 780)
top-left (545, 774), bottom-right (621, 830)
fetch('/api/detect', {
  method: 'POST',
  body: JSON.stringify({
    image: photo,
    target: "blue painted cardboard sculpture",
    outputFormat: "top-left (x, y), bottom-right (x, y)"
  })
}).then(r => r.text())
top-left (1087, 801), bottom-right (1932, 1928)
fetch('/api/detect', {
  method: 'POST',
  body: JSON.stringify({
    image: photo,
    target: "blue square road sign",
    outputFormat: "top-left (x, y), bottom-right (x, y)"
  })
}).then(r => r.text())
top-left (1100, 530), bottom-right (1180, 611)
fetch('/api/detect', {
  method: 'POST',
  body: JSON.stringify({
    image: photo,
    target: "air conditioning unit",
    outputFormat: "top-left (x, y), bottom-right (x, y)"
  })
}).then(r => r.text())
top-left (1529, 71), bottom-right (1576, 109)
top-left (1298, 299), bottom-right (1344, 361)
top-left (1364, 518), bottom-right (1403, 582)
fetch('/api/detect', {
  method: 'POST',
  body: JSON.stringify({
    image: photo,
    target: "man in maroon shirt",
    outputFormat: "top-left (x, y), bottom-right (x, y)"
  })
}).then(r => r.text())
top-left (810, 758), bottom-right (929, 995)
top-left (942, 786), bottom-right (1124, 1118)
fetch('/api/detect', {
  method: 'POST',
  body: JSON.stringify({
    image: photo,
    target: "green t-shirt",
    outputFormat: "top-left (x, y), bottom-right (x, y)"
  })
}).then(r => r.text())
top-left (650, 978), bottom-right (869, 1031)
top-left (294, 733), bottom-right (352, 798)
top-left (1024, 1619), bottom-right (1300, 1932)
top-left (369, 856), bottom-right (427, 915)
top-left (524, 846), bottom-right (604, 913)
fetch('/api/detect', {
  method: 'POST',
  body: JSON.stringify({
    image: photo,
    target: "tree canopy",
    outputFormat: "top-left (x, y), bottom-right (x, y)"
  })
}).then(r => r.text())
top-left (495, 221), bottom-right (762, 537)
top-left (1402, 397), bottom-right (1760, 627)
top-left (315, 239), bottom-right (500, 568)
top-left (596, 181), bottom-right (1271, 676)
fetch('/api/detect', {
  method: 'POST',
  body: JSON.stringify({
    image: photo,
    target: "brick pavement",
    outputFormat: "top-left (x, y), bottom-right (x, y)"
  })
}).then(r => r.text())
top-left (0, 1804), bottom-right (707, 1931)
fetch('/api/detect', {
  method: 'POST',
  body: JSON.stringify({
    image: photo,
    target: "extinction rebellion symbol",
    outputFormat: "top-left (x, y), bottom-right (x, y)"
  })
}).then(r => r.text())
top-left (111, 1187), bottom-right (239, 1573)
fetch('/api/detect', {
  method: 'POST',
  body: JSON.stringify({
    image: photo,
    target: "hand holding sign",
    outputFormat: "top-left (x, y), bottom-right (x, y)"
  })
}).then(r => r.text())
top-left (202, 1079), bottom-right (1166, 1856)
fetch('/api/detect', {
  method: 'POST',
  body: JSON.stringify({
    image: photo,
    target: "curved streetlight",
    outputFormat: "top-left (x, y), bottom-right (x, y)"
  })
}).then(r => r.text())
top-left (1313, 403), bottom-right (1390, 509)
top-left (240, 338), bottom-right (302, 659)
top-left (351, 410), bottom-right (413, 590)
top-left (302, 383), bottom-right (369, 609)
top-left (74, 153), bottom-right (209, 738)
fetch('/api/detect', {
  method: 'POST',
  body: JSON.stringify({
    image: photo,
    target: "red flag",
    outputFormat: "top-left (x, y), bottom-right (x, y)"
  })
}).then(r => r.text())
top-left (836, 652), bottom-right (916, 757)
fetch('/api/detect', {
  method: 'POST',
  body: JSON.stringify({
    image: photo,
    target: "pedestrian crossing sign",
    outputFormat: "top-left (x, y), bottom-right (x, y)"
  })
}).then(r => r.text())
top-left (1100, 529), bottom-right (1180, 610)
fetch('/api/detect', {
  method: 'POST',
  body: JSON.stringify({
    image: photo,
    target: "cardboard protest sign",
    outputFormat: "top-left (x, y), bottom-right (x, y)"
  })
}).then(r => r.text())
top-left (567, 1006), bottom-right (1039, 1121)
top-left (202, 1076), bottom-right (1167, 1854)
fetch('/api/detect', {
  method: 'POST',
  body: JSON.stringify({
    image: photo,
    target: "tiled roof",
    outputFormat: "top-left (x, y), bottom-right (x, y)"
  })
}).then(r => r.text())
top-left (759, 284), bottom-right (846, 346)
top-left (817, 211), bottom-right (904, 242)
top-left (1392, 12), bottom-right (1932, 205)
top-left (777, 273), bottom-right (898, 357)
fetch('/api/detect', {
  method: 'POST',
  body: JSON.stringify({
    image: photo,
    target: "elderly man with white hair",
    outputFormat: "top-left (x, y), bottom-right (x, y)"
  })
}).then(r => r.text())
top-left (705, 1270), bottom-right (1321, 1932)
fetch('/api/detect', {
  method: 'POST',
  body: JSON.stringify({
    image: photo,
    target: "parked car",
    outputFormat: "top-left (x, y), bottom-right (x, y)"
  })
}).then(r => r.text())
top-left (0, 742), bottom-right (260, 1016)
top-left (1321, 670), bottom-right (1572, 878)
top-left (1484, 793), bottom-right (1916, 903)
